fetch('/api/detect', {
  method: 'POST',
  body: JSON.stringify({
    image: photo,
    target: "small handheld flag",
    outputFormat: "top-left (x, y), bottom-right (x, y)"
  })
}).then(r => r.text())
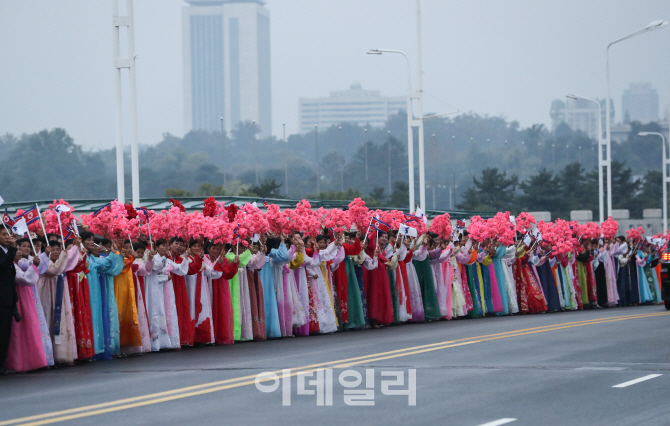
top-left (456, 219), bottom-right (466, 229)
top-left (12, 218), bottom-right (29, 236)
top-left (370, 217), bottom-right (390, 234)
top-left (3, 208), bottom-right (15, 227)
top-left (399, 224), bottom-right (417, 237)
top-left (55, 204), bottom-right (71, 214)
top-left (404, 213), bottom-right (419, 223)
top-left (15, 205), bottom-right (39, 225)
top-left (93, 202), bottom-right (112, 217)
top-left (137, 207), bottom-right (151, 222)
top-left (414, 207), bottom-right (428, 224)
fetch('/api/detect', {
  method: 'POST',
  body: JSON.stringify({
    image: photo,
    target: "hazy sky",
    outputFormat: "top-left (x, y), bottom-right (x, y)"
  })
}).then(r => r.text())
top-left (1, 0), bottom-right (669, 151)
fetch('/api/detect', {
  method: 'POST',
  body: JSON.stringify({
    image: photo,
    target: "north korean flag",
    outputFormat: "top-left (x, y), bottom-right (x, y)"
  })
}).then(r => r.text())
top-left (15, 204), bottom-right (39, 225)
top-left (3, 208), bottom-right (15, 227)
top-left (370, 217), bottom-right (390, 234)
top-left (404, 213), bottom-right (419, 223)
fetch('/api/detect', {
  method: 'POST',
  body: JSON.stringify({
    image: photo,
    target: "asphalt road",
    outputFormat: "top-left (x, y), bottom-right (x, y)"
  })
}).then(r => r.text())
top-left (1, 305), bottom-right (669, 426)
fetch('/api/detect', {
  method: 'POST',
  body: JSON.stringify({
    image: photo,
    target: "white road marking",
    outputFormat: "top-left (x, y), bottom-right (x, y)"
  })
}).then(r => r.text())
top-left (477, 419), bottom-right (517, 426)
top-left (612, 374), bottom-right (663, 388)
top-left (575, 367), bottom-right (626, 371)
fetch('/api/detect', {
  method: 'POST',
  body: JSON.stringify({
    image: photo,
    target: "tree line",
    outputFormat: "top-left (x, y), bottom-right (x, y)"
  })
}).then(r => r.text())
top-left (0, 112), bottom-right (664, 217)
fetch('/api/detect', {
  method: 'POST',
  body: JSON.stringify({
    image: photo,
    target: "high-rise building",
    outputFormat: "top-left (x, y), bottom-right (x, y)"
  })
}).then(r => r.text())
top-left (183, 0), bottom-right (271, 138)
top-left (299, 83), bottom-right (405, 133)
top-left (622, 82), bottom-right (659, 123)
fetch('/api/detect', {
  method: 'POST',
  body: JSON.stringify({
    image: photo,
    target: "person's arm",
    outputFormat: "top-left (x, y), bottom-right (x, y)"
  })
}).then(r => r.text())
top-left (318, 242), bottom-right (339, 262)
top-left (218, 257), bottom-right (239, 279)
top-left (269, 242), bottom-right (290, 263)
top-left (94, 252), bottom-right (120, 275)
top-left (635, 253), bottom-right (647, 267)
top-left (329, 245), bottom-right (345, 268)
top-left (288, 251), bottom-right (304, 270)
top-left (476, 250), bottom-right (487, 263)
top-left (166, 256), bottom-right (190, 276)
top-left (343, 238), bottom-right (361, 256)
top-left (187, 255), bottom-right (203, 275)
top-left (396, 244), bottom-right (408, 262)
top-left (250, 252), bottom-right (267, 270)
top-left (502, 246), bottom-right (516, 259)
top-left (362, 252), bottom-right (378, 270)
top-left (152, 254), bottom-right (166, 273)
top-left (413, 245), bottom-right (428, 261)
top-left (63, 245), bottom-right (80, 273)
top-left (37, 252), bottom-right (50, 275)
top-left (49, 249), bottom-right (70, 276)
top-left (427, 247), bottom-right (442, 260)
top-left (135, 259), bottom-right (152, 277)
top-left (237, 249), bottom-right (252, 268)
top-left (14, 264), bottom-right (40, 286)
top-left (576, 251), bottom-right (590, 263)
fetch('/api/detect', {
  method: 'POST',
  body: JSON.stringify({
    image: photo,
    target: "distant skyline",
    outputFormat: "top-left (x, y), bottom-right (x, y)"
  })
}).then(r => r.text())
top-left (1, 0), bottom-right (669, 150)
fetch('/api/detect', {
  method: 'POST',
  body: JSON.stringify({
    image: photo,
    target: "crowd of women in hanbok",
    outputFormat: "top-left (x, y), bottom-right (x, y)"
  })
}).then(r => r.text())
top-left (0, 197), bottom-right (666, 374)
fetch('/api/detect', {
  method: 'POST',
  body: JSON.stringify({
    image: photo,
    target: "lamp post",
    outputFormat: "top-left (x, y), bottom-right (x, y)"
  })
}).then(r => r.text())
top-left (252, 120), bottom-right (258, 185)
top-left (364, 128), bottom-right (369, 194)
top-left (315, 124), bottom-right (320, 194)
top-left (567, 94), bottom-right (603, 222)
top-left (112, 0), bottom-right (140, 205)
top-left (638, 131), bottom-right (669, 232)
top-left (367, 48), bottom-right (415, 211)
top-left (220, 117), bottom-right (226, 185)
top-left (340, 126), bottom-right (344, 192)
top-left (388, 130), bottom-right (392, 195)
top-left (605, 20), bottom-right (667, 217)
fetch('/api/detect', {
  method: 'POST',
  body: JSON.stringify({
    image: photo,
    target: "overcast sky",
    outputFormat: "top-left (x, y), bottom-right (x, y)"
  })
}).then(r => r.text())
top-left (1, 0), bottom-right (669, 151)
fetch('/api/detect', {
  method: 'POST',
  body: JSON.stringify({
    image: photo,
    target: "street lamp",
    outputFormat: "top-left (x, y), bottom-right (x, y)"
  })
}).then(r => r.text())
top-left (567, 94), bottom-right (604, 222)
top-left (364, 128), bottom-right (369, 194)
top-left (252, 120), bottom-right (258, 185)
top-left (388, 130), bottom-right (392, 195)
top-left (339, 126), bottom-right (344, 192)
top-left (605, 20), bottom-right (667, 217)
top-left (638, 131), bottom-right (669, 232)
top-left (220, 117), bottom-right (226, 185)
top-left (367, 48), bottom-right (416, 212)
top-left (315, 124), bottom-right (320, 194)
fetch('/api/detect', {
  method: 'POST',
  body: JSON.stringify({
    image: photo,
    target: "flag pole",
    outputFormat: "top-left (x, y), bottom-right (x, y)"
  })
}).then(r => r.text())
top-left (1, 221), bottom-right (11, 236)
top-left (35, 203), bottom-right (49, 241)
top-left (362, 217), bottom-right (373, 244)
top-left (56, 212), bottom-right (66, 249)
top-left (146, 219), bottom-right (153, 249)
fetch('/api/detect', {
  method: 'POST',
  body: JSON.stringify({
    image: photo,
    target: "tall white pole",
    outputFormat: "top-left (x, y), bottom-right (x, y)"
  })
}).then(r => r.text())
top-left (605, 21), bottom-right (667, 219)
top-left (112, 0), bottom-right (124, 203)
top-left (639, 132), bottom-right (668, 232)
top-left (127, 0), bottom-right (140, 207)
top-left (416, 0), bottom-right (426, 212)
top-left (112, 0), bottom-right (141, 206)
top-left (571, 95), bottom-right (605, 222)
top-left (605, 46), bottom-right (613, 219)
top-left (407, 89), bottom-right (415, 212)
top-left (663, 134), bottom-right (668, 232)
top-left (597, 101), bottom-right (604, 223)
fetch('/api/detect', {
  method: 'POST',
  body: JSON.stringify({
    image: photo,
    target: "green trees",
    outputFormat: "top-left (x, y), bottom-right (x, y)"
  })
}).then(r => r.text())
top-left (1, 113), bottom-right (665, 217)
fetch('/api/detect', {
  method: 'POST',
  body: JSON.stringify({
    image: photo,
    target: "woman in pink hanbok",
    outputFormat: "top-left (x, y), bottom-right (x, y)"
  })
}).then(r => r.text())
top-left (6, 252), bottom-right (47, 372)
